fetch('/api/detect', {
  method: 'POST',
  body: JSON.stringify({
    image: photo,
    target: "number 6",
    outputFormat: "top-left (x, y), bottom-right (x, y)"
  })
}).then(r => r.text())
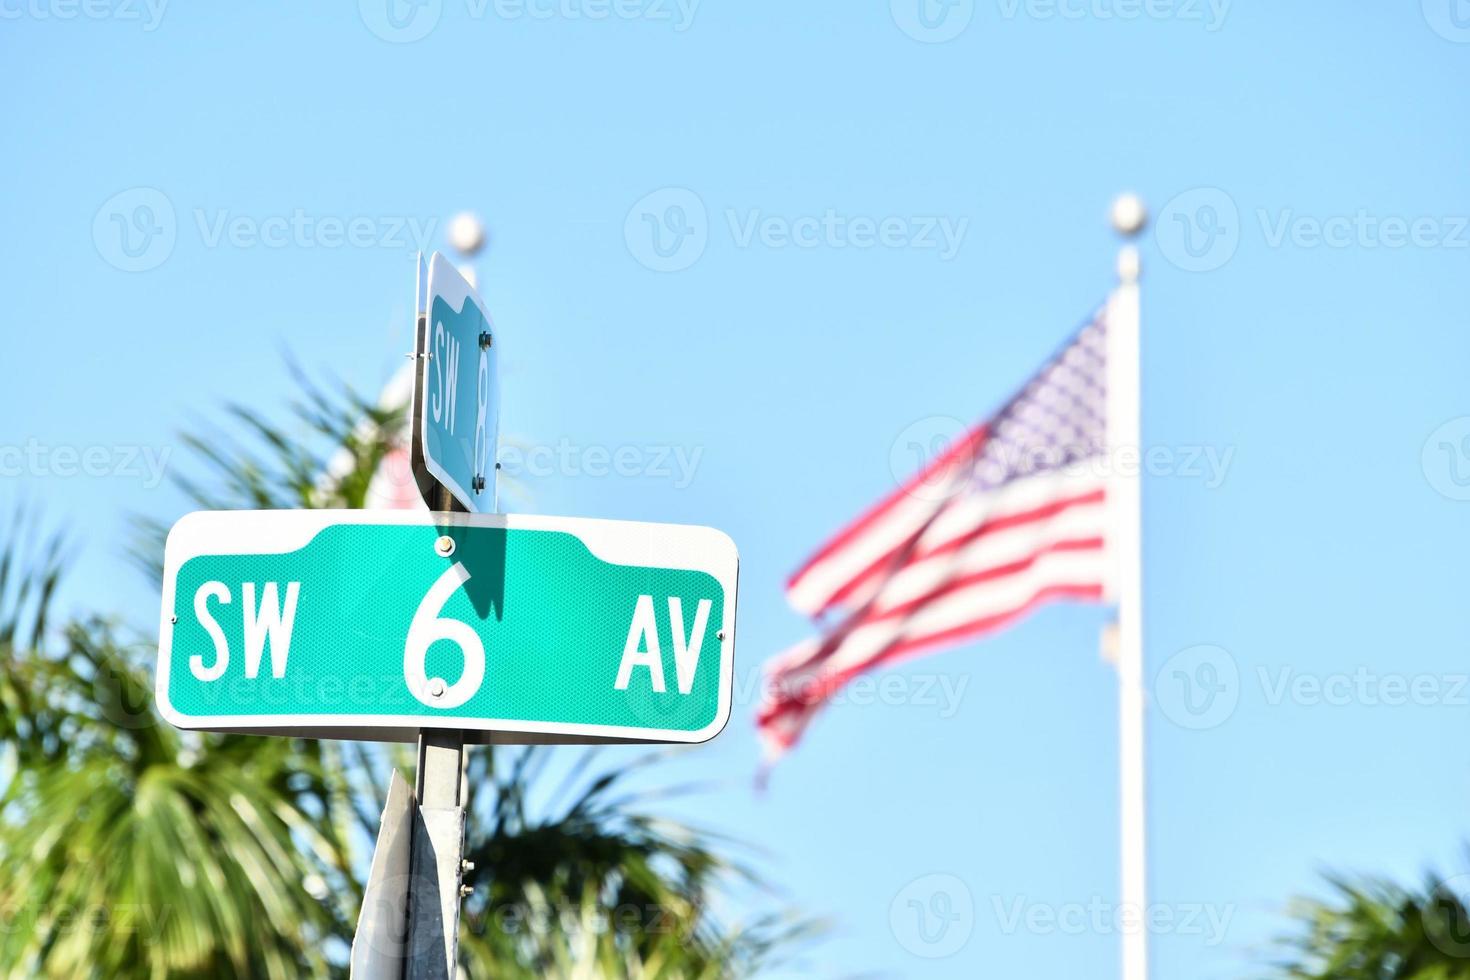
top-left (405, 562), bottom-right (485, 709)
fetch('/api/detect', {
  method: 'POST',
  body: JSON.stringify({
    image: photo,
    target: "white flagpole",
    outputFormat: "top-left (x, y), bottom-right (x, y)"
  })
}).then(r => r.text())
top-left (1106, 193), bottom-right (1148, 980)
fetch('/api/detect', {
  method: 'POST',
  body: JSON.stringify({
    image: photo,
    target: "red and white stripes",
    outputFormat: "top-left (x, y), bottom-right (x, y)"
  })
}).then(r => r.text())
top-left (758, 311), bottom-right (1114, 759)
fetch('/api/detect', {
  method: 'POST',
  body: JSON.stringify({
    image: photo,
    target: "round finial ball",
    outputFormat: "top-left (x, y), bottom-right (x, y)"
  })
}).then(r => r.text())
top-left (448, 212), bottom-right (487, 256)
top-left (1110, 194), bottom-right (1148, 237)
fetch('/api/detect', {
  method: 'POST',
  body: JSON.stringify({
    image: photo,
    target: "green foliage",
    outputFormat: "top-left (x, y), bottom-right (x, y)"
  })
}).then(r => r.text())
top-left (456, 746), bottom-right (816, 979)
top-left (1276, 872), bottom-right (1470, 979)
top-left (0, 367), bottom-right (808, 978)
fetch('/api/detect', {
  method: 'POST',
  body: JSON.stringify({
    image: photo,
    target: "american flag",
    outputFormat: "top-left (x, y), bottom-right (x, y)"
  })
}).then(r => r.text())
top-left (757, 308), bottom-right (1115, 759)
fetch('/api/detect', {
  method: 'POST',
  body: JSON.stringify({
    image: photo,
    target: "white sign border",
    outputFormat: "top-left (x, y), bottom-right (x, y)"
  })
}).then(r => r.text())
top-left (156, 509), bottom-right (737, 745)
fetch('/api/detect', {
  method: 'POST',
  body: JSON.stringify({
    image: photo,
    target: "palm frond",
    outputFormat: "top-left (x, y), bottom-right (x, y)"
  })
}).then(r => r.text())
top-left (1275, 866), bottom-right (1470, 979)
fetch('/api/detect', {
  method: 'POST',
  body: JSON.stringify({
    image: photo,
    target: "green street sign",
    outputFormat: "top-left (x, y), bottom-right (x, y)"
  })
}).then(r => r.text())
top-left (156, 510), bottom-right (737, 743)
top-left (418, 252), bottom-right (498, 512)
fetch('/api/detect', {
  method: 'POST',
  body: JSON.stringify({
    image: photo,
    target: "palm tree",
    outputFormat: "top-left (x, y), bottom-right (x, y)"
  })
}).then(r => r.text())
top-left (1276, 871), bottom-right (1470, 978)
top-left (0, 369), bottom-right (809, 978)
top-left (0, 536), bottom-right (356, 977)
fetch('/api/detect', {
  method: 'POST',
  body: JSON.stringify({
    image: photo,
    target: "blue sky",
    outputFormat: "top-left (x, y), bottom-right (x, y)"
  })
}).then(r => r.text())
top-left (4, 2), bottom-right (1470, 976)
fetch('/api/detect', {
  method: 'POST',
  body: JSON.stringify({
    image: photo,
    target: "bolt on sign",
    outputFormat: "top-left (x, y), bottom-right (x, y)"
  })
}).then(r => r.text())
top-left (156, 510), bottom-right (737, 743)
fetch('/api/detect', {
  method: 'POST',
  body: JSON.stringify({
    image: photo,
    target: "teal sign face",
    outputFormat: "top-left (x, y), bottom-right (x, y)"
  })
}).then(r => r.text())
top-left (420, 253), bottom-right (499, 512)
top-left (156, 511), bottom-right (737, 743)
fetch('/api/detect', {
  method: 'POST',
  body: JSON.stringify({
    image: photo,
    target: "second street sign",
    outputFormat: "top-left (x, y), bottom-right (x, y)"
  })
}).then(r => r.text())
top-left (419, 252), bottom-right (499, 512)
top-left (156, 510), bottom-right (737, 743)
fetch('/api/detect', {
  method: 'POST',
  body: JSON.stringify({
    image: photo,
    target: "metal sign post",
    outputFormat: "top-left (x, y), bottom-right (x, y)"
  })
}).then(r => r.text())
top-left (405, 730), bottom-right (467, 979)
top-left (405, 473), bottom-right (470, 980)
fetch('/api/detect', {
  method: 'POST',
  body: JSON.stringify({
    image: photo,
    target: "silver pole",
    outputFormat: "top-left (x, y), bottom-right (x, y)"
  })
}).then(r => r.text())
top-left (403, 296), bottom-right (473, 977)
top-left (404, 729), bottom-right (468, 979)
top-left (1107, 193), bottom-right (1149, 980)
top-left (402, 215), bottom-right (487, 978)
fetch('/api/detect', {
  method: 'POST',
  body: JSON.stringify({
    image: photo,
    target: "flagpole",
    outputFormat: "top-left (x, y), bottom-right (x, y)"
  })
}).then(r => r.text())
top-left (1106, 193), bottom-right (1148, 980)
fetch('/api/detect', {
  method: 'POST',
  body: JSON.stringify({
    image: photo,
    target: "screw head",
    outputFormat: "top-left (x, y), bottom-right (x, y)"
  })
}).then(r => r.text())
top-left (478, 330), bottom-right (493, 350)
top-left (428, 678), bottom-right (446, 699)
top-left (434, 535), bottom-right (456, 558)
